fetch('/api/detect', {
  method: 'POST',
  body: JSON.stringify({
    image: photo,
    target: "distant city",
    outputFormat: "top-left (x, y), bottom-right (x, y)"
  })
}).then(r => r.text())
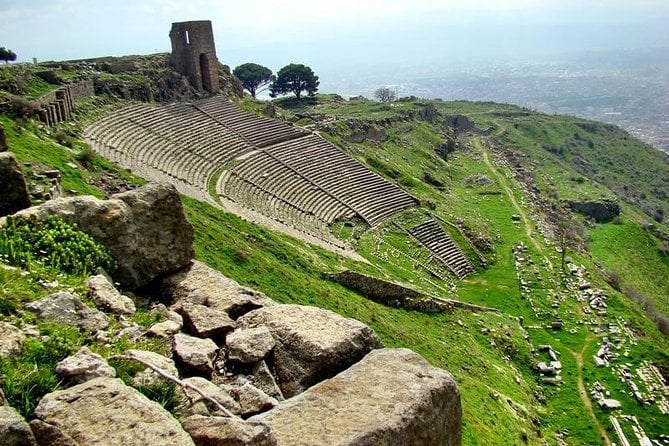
top-left (319, 48), bottom-right (669, 153)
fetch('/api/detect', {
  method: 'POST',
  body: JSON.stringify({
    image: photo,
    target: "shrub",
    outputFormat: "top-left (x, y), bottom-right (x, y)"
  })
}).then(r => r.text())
top-left (75, 146), bottom-right (96, 168)
top-left (0, 215), bottom-right (117, 275)
top-left (7, 96), bottom-right (38, 119)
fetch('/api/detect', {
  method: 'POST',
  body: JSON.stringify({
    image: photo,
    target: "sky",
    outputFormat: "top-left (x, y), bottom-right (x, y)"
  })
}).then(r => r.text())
top-left (1, 0), bottom-right (667, 73)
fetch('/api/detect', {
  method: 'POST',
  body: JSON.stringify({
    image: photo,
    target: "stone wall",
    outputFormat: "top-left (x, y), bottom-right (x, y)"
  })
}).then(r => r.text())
top-left (34, 79), bottom-right (94, 126)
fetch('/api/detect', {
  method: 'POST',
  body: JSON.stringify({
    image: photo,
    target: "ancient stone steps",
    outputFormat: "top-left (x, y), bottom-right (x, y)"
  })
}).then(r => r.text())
top-left (408, 219), bottom-right (475, 278)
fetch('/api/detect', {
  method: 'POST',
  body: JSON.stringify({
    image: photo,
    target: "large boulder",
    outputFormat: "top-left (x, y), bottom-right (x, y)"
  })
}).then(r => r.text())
top-left (237, 304), bottom-right (382, 398)
top-left (226, 326), bottom-right (276, 364)
top-left (24, 292), bottom-right (109, 332)
top-left (8, 183), bottom-right (194, 289)
top-left (181, 415), bottom-right (276, 446)
top-left (32, 377), bottom-right (195, 446)
top-left (0, 321), bottom-right (25, 359)
top-left (0, 152), bottom-right (31, 217)
top-left (85, 274), bottom-right (136, 315)
top-left (0, 405), bottom-right (37, 446)
top-left (252, 348), bottom-right (461, 446)
top-left (162, 261), bottom-right (273, 319)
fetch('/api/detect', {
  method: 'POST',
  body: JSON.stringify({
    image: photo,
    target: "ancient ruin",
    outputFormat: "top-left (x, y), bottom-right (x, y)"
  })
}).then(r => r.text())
top-left (169, 21), bottom-right (220, 93)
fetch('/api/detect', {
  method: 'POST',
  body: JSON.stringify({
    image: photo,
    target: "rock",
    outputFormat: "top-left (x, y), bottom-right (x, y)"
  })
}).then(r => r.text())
top-left (0, 405), bottom-right (37, 446)
top-left (566, 199), bottom-right (620, 222)
top-left (0, 387), bottom-right (5, 405)
top-left (148, 319), bottom-right (182, 338)
top-left (0, 152), bottom-right (31, 217)
top-left (162, 261), bottom-right (273, 319)
top-left (181, 377), bottom-right (241, 416)
top-left (9, 183), bottom-right (194, 289)
top-left (251, 361), bottom-right (284, 401)
top-left (24, 292), bottom-right (109, 332)
top-left (29, 419), bottom-right (76, 446)
top-left (85, 274), bottom-right (136, 315)
top-left (0, 321), bottom-right (25, 359)
top-left (32, 377), bottom-right (195, 446)
top-left (234, 383), bottom-right (279, 417)
top-left (55, 347), bottom-right (116, 384)
top-left (237, 304), bottom-right (382, 398)
top-left (0, 123), bottom-right (7, 152)
top-left (180, 303), bottom-right (236, 340)
top-left (251, 348), bottom-right (461, 446)
top-left (172, 333), bottom-right (218, 374)
top-left (181, 415), bottom-right (276, 446)
top-left (125, 349), bottom-right (179, 386)
top-left (226, 326), bottom-right (276, 364)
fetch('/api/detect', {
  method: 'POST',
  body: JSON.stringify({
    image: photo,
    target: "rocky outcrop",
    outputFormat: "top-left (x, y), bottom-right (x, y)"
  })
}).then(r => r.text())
top-left (32, 377), bottom-right (195, 446)
top-left (162, 261), bottom-right (273, 319)
top-left (252, 348), bottom-right (461, 446)
top-left (85, 274), bottom-right (136, 315)
top-left (9, 183), bottom-right (194, 289)
top-left (24, 292), bottom-right (109, 332)
top-left (237, 304), bottom-right (382, 398)
top-left (0, 321), bottom-right (25, 359)
top-left (0, 152), bottom-right (31, 217)
top-left (181, 415), bottom-right (276, 446)
top-left (0, 405), bottom-right (37, 446)
top-left (566, 199), bottom-right (620, 222)
top-left (55, 347), bottom-right (116, 384)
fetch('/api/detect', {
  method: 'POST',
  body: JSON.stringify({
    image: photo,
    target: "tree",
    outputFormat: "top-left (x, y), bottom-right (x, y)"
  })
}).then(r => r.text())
top-left (269, 64), bottom-right (319, 100)
top-left (0, 47), bottom-right (17, 64)
top-left (374, 86), bottom-right (396, 103)
top-left (233, 63), bottom-right (274, 99)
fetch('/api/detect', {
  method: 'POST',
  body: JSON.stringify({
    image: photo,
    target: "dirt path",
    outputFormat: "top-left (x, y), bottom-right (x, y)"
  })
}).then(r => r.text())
top-left (570, 339), bottom-right (612, 446)
top-left (479, 141), bottom-right (553, 270)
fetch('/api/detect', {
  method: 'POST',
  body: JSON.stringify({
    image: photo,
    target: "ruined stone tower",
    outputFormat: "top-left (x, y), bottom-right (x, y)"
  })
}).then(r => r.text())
top-left (169, 21), bottom-right (219, 93)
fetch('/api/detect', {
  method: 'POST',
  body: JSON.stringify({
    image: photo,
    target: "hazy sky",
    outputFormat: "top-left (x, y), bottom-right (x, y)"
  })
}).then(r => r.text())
top-left (1, 0), bottom-right (667, 71)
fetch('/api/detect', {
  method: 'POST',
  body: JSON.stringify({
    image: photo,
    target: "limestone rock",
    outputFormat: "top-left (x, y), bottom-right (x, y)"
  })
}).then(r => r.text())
top-left (24, 292), bottom-right (109, 332)
top-left (251, 348), bottom-right (461, 446)
top-left (172, 333), bottom-right (218, 374)
top-left (181, 415), bottom-right (276, 446)
top-left (226, 326), bottom-right (276, 364)
top-left (162, 261), bottom-right (273, 319)
top-left (0, 321), bottom-right (25, 359)
top-left (147, 319), bottom-right (182, 338)
top-left (125, 349), bottom-right (179, 386)
top-left (251, 361), bottom-right (284, 401)
top-left (85, 274), bottom-right (136, 315)
top-left (28, 419), bottom-right (76, 446)
top-left (181, 377), bottom-right (241, 416)
top-left (0, 152), bottom-right (31, 217)
top-left (32, 377), bottom-right (195, 446)
top-left (55, 347), bottom-right (116, 384)
top-left (180, 303), bottom-right (236, 340)
top-left (10, 183), bottom-right (194, 289)
top-left (234, 383), bottom-right (279, 417)
top-left (0, 405), bottom-right (37, 446)
top-left (237, 304), bottom-right (382, 397)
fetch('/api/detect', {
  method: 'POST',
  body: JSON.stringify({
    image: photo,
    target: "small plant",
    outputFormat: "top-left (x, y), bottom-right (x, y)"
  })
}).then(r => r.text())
top-left (75, 146), bottom-right (96, 168)
top-left (0, 215), bottom-right (117, 276)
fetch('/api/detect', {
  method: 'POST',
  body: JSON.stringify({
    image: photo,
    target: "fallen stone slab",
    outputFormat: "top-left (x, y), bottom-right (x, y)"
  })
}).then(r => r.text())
top-left (32, 377), bottom-right (194, 446)
top-left (9, 183), bottom-right (194, 289)
top-left (172, 333), bottom-right (218, 375)
top-left (0, 321), bottom-right (25, 359)
top-left (226, 326), bottom-right (276, 364)
top-left (181, 415), bottom-right (276, 446)
top-left (180, 303), bottom-right (236, 340)
top-left (85, 274), bottom-right (136, 315)
top-left (251, 348), bottom-right (461, 446)
top-left (237, 304), bottom-right (382, 398)
top-left (162, 261), bottom-right (273, 319)
top-left (0, 405), bottom-right (37, 446)
top-left (24, 292), bottom-right (109, 332)
top-left (55, 347), bottom-right (116, 384)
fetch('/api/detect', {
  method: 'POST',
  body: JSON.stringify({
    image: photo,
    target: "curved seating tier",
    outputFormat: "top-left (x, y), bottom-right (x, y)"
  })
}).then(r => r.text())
top-left (408, 220), bottom-right (475, 278)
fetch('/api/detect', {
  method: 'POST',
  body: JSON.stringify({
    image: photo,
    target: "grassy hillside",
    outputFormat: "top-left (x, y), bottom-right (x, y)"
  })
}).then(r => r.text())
top-left (1, 87), bottom-right (668, 445)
